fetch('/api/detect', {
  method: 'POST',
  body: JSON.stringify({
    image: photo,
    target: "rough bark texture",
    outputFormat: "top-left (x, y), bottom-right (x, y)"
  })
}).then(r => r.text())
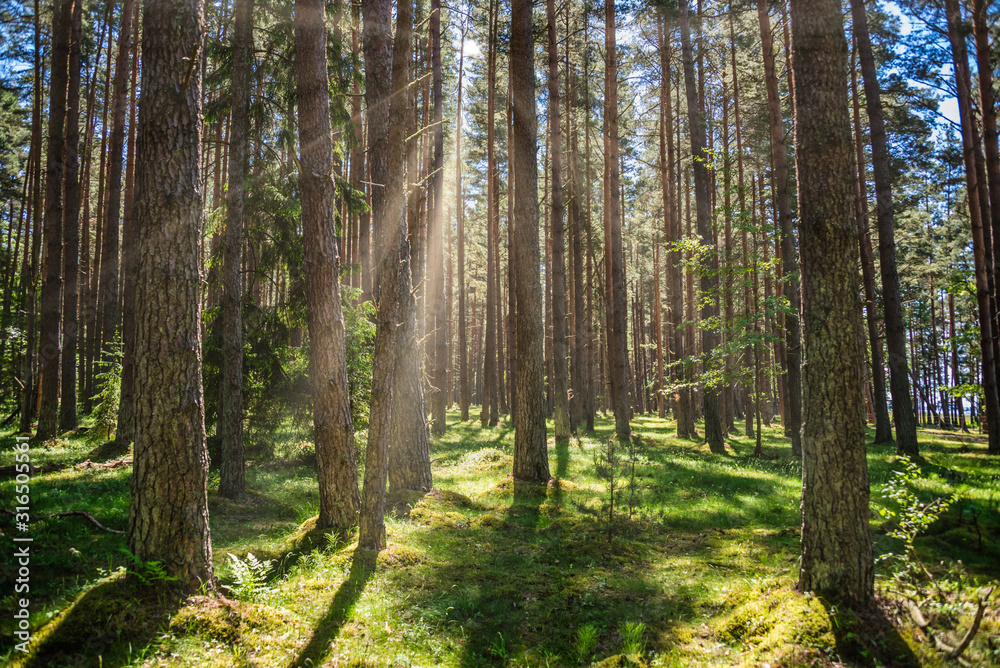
top-left (945, 0), bottom-right (1000, 454)
top-left (359, 0), bottom-right (411, 550)
top-left (456, 29), bottom-right (469, 422)
top-left (604, 3), bottom-right (630, 444)
top-left (295, 0), bottom-right (361, 530)
top-left (127, 0), bottom-right (214, 591)
top-left (850, 0), bottom-right (919, 456)
top-left (547, 0), bottom-right (570, 445)
top-left (510, 0), bottom-right (549, 483)
top-left (219, 0), bottom-right (252, 500)
top-left (428, 0), bottom-right (447, 436)
top-left (679, 0), bottom-right (723, 452)
top-left (37, 0), bottom-right (73, 440)
top-left (849, 40), bottom-right (893, 446)
top-left (757, 0), bottom-right (802, 455)
top-left (790, 0), bottom-right (873, 608)
top-left (59, 0), bottom-right (82, 432)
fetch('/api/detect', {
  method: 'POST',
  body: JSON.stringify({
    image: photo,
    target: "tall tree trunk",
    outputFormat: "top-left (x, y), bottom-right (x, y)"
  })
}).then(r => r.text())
top-left (757, 0), bottom-right (802, 455)
top-left (679, 0), bottom-right (722, 452)
top-left (481, 0), bottom-right (498, 427)
top-left (296, 0), bottom-right (362, 530)
top-left (510, 0), bottom-right (550, 482)
top-left (428, 0), bottom-right (447, 435)
top-left (128, 0), bottom-right (213, 591)
top-left (792, 0), bottom-right (874, 607)
top-left (850, 0), bottom-right (919, 456)
top-left (604, 2), bottom-right (630, 443)
top-left (219, 0), bottom-right (252, 500)
top-left (456, 22), bottom-right (469, 422)
top-left (945, 0), bottom-right (1000, 454)
top-left (547, 0), bottom-right (570, 444)
top-left (359, 0), bottom-right (415, 550)
top-left (99, 0), bottom-right (135, 385)
top-left (58, 0), bottom-right (83, 432)
top-left (850, 40), bottom-right (893, 445)
top-left (950, 294), bottom-right (968, 431)
top-left (36, 0), bottom-right (73, 440)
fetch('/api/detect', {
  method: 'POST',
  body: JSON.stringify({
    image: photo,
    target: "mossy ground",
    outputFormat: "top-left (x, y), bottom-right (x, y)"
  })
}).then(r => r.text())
top-left (2, 411), bottom-right (998, 666)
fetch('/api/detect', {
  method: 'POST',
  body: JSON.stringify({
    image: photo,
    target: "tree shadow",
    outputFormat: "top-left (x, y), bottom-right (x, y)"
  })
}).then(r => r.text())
top-left (285, 548), bottom-right (377, 668)
top-left (11, 574), bottom-right (185, 668)
top-left (820, 597), bottom-right (922, 668)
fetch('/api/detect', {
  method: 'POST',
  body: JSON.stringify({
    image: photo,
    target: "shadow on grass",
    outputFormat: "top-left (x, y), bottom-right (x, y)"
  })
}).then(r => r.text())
top-left (286, 548), bottom-right (377, 668)
top-left (10, 574), bottom-right (184, 668)
top-left (821, 597), bottom-right (922, 668)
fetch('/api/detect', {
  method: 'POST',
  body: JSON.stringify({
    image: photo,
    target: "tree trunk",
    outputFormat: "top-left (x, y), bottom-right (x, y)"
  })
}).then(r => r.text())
top-left (481, 0), bottom-right (498, 427)
top-left (58, 0), bottom-right (83, 432)
top-left (604, 2), bottom-right (630, 443)
top-left (428, 0), bottom-right (447, 436)
top-left (359, 0), bottom-right (414, 550)
top-left (850, 0), bottom-right (919, 456)
top-left (296, 0), bottom-right (362, 530)
top-left (128, 0), bottom-right (213, 591)
top-left (510, 0), bottom-right (550, 482)
top-left (756, 0), bottom-right (802, 455)
top-left (945, 0), bottom-right (1000, 454)
top-left (849, 39), bottom-right (893, 445)
top-left (791, 0), bottom-right (874, 607)
top-left (219, 0), bottom-right (252, 500)
top-left (456, 22), bottom-right (469, 422)
top-left (547, 0), bottom-right (570, 444)
top-left (36, 0), bottom-right (73, 440)
top-left (679, 0), bottom-right (722, 452)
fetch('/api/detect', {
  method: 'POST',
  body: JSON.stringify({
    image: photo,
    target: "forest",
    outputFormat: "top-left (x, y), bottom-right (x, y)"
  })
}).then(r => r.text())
top-left (1, 0), bottom-right (999, 665)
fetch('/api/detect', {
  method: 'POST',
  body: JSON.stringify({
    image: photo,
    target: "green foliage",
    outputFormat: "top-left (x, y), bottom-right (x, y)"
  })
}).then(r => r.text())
top-left (576, 622), bottom-right (599, 663)
top-left (120, 548), bottom-right (179, 587)
top-left (619, 621), bottom-right (647, 658)
top-left (223, 553), bottom-right (274, 604)
top-left (90, 339), bottom-right (123, 443)
top-left (877, 455), bottom-right (958, 588)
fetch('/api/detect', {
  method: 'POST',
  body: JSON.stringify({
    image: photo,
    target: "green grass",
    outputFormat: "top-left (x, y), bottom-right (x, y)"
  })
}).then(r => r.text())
top-left (2, 411), bottom-right (998, 667)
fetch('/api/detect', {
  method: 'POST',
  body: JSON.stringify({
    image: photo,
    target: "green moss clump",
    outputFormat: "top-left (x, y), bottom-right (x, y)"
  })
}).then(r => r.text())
top-left (85, 439), bottom-right (131, 462)
top-left (376, 545), bottom-right (425, 568)
top-left (409, 505), bottom-right (469, 529)
top-left (472, 513), bottom-right (508, 530)
top-left (590, 654), bottom-right (649, 668)
top-left (280, 516), bottom-right (352, 553)
top-left (385, 489), bottom-right (427, 518)
top-left (170, 598), bottom-right (242, 644)
top-left (434, 488), bottom-right (485, 510)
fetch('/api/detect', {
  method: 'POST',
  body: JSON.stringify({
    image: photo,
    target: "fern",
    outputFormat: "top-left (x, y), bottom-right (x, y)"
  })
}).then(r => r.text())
top-left (90, 338), bottom-right (123, 442)
top-left (224, 552), bottom-right (273, 603)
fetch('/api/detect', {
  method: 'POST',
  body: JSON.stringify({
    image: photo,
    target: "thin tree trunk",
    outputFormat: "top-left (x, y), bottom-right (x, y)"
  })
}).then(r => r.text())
top-left (757, 0), bottom-right (802, 455)
top-left (851, 0), bottom-right (919, 456)
top-left (428, 0), bottom-right (447, 435)
top-left (679, 0), bottom-right (722, 452)
top-left (604, 2), bottom-right (630, 443)
top-left (850, 40), bottom-right (893, 445)
top-left (481, 0), bottom-right (498, 427)
top-left (219, 0), bottom-right (252, 500)
top-left (945, 0), bottom-right (1000, 454)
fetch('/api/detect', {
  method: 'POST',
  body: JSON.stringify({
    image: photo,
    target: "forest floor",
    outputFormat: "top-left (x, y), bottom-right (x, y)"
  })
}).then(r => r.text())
top-left (2, 412), bottom-right (999, 667)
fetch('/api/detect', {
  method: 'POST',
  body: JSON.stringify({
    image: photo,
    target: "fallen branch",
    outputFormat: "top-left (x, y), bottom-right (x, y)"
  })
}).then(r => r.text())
top-left (948, 586), bottom-right (994, 659)
top-left (2, 509), bottom-right (125, 534)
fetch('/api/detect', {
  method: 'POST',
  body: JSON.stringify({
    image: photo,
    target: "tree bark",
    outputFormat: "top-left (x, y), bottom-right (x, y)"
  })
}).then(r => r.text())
top-left (296, 0), bottom-right (362, 530)
top-left (510, 0), bottom-right (550, 482)
top-left (58, 0), bottom-right (83, 432)
top-left (36, 0), bottom-right (73, 440)
top-left (128, 0), bottom-right (213, 591)
top-left (428, 0), bottom-right (447, 436)
top-left (456, 23), bottom-right (469, 422)
top-left (481, 0), bottom-right (498, 428)
top-left (791, 0), bottom-right (874, 607)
